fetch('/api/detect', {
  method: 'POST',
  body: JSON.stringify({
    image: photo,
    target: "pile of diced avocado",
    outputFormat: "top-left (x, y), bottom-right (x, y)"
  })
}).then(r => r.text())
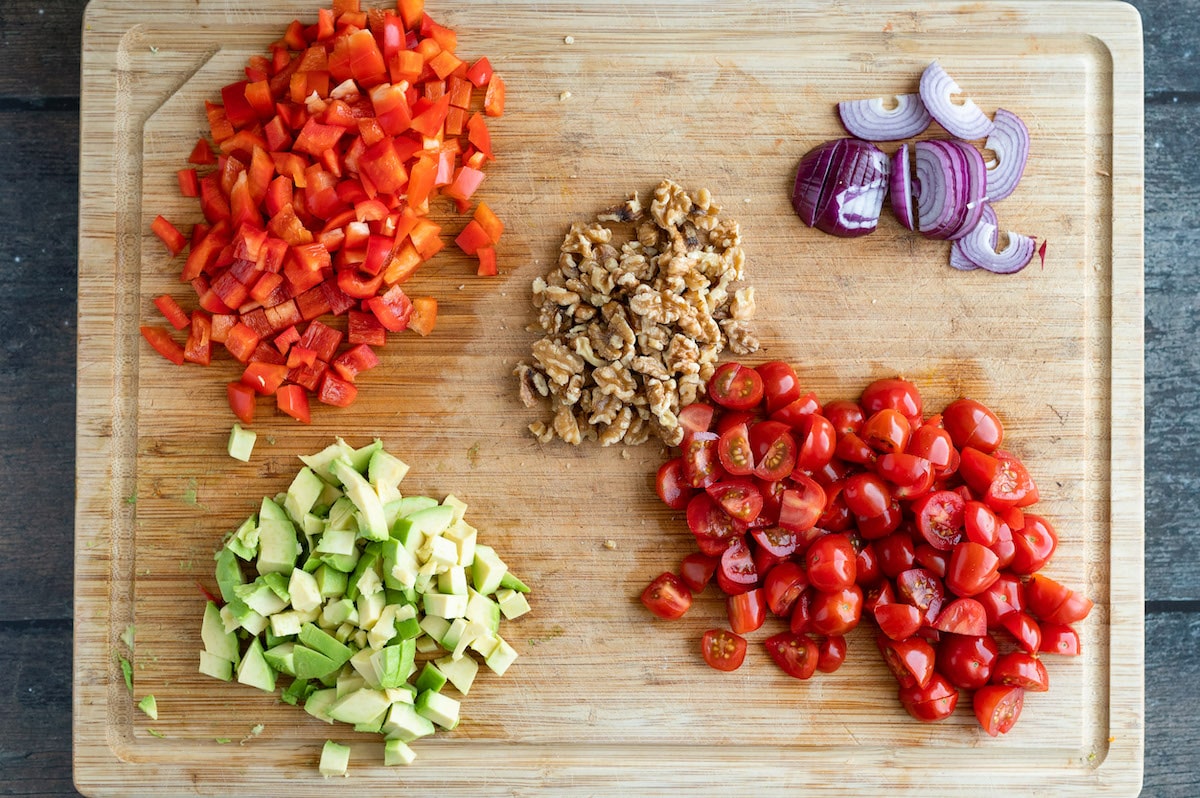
top-left (198, 438), bottom-right (531, 773)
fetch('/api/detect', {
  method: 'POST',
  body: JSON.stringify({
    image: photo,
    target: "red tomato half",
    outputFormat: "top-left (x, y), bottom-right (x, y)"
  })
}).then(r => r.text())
top-left (756, 360), bottom-right (802, 414)
top-left (874, 602), bottom-right (922, 641)
top-left (709, 362), bottom-right (764, 410)
top-left (1008, 513), bottom-right (1058, 575)
top-left (895, 567), bottom-right (946, 626)
top-left (861, 377), bottom-right (923, 426)
top-left (679, 552), bottom-right (719, 593)
top-left (932, 597), bottom-right (987, 636)
top-left (945, 542), bottom-right (1001, 597)
top-left (701, 629), bottom-right (747, 672)
top-left (777, 475), bottom-right (826, 533)
top-left (716, 536), bottom-right (758, 595)
top-left (899, 672), bottom-right (959, 723)
top-left (912, 490), bottom-right (966, 551)
top-left (1038, 623), bottom-right (1082, 656)
top-left (973, 684), bottom-right (1024, 736)
top-left (681, 431), bottom-right (722, 489)
top-left (717, 422), bottom-right (755, 476)
top-left (943, 398), bottom-right (1004, 453)
top-left (655, 458), bottom-right (695, 510)
top-left (877, 635), bottom-right (936, 689)
top-left (809, 585), bottom-right (863, 636)
top-left (817, 635), bottom-right (848, 673)
top-left (806, 533), bottom-right (857, 592)
top-left (991, 651), bottom-right (1049, 692)
top-left (728, 588), bottom-right (767, 634)
top-left (936, 632), bottom-right (999, 690)
top-left (764, 632), bottom-right (819, 680)
top-left (764, 561), bottom-right (808, 617)
top-left (707, 478), bottom-right (764, 523)
top-left (640, 573), bottom-right (693, 620)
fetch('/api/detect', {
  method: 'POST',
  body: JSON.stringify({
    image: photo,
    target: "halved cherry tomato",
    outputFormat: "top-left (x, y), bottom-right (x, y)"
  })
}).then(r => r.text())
top-left (809, 585), bottom-right (863, 636)
top-left (640, 573), bottom-right (692, 620)
top-left (932, 597), bottom-right (987, 636)
top-left (936, 632), bottom-right (999, 690)
top-left (806, 533), bottom-right (857, 592)
top-left (655, 458), bottom-right (695, 510)
top-left (1025, 574), bottom-right (1093, 625)
top-left (1000, 611), bottom-right (1042, 654)
top-left (686, 493), bottom-right (743, 554)
top-left (679, 552), bottom-right (719, 593)
top-left (764, 632), bottom-right (819, 680)
top-left (861, 377), bottom-right (923, 427)
top-left (701, 629), bottom-right (747, 672)
top-left (912, 490), bottom-right (965, 551)
top-left (681, 431), bottom-right (722, 488)
top-left (706, 478), bottom-right (764, 523)
top-left (963, 500), bottom-right (1003, 547)
top-left (913, 543), bottom-right (950, 578)
top-left (991, 651), bottom-right (1049, 692)
top-left (817, 635), bottom-right (848, 673)
top-left (727, 588), bottom-right (767, 634)
top-left (764, 561), bottom-right (808, 616)
top-left (792, 414), bottom-right (837, 473)
top-left (777, 475), bottom-right (826, 533)
top-left (895, 567), bottom-right (946, 626)
top-left (823, 399), bottom-right (865, 437)
top-left (945, 541), bottom-right (1001, 597)
top-left (854, 539), bottom-right (883, 586)
top-left (716, 536), bottom-right (758, 595)
top-left (717, 422), bottom-right (755, 476)
top-left (678, 402), bottom-right (715, 435)
top-left (751, 527), bottom-right (801, 562)
top-left (876, 532), bottom-right (917, 579)
top-left (750, 422), bottom-right (796, 481)
top-left (788, 588), bottom-right (813, 634)
top-left (899, 671), bottom-right (959, 722)
top-left (976, 573), bottom-right (1024, 628)
top-left (709, 362), bottom-right (764, 410)
top-left (877, 635), bottom-right (936, 689)
top-left (1038, 623), bottom-right (1082, 656)
top-left (974, 684), bottom-right (1024, 736)
top-left (1008, 513), bottom-right (1058, 575)
top-left (770, 391), bottom-right (822, 428)
top-left (862, 408), bottom-right (912, 454)
top-left (875, 452), bottom-right (934, 499)
top-left (985, 452), bottom-right (1039, 509)
top-left (755, 360), bottom-right (801, 414)
top-left (842, 473), bottom-right (893, 520)
top-left (943, 398), bottom-right (1004, 453)
top-left (907, 418), bottom-right (957, 474)
top-left (874, 602), bottom-right (922, 641)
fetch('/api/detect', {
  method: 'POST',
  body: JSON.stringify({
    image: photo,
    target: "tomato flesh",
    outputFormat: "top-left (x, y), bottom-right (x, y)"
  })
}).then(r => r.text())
top-left (702, 629), bottom-right (747, 672)
top-left (764, 632), bottom-right (819, 680)
top-left (640, 573), bottom-right (693, 620)
top-left (973, 684), bottom-right (1024, 736)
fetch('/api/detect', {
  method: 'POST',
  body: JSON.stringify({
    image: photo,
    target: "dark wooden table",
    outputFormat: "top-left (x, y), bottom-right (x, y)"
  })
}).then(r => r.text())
top-left (0, 1), bottom-right (1193, 795)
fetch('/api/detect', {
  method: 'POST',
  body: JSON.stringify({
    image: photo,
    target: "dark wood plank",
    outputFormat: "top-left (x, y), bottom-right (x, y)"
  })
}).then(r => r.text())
top-left (0, 1), bottom-right (88, 99)
top-left (1131, 0), bottom-right (1200, 97)
top-left (0, 621), bottom-right (80, 797)
top-left (1143, 100), bottom-right (1200, 603)
top-left (1146, 610), bottom-right (1200, 797)
top-left (0, 110), bottom-right (78, 621)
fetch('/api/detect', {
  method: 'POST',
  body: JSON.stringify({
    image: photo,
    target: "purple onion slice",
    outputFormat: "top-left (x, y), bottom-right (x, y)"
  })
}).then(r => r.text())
top-left (792, 139), bottom-right (890, 238)
top-left (838, 93), bottom-right (933, 141)
top-left (984, 108), bottom-right (1030, 202)
top-left (956, 217), bottom-right (1036, 274)
top-left (889, 143), bottom-right (915, 231)
top-left (914, 139), bottom-right (986, 240)
top-left (949, 204), bottom-right (998, 270)
top-left (919, 61), bottom-right (994, 140)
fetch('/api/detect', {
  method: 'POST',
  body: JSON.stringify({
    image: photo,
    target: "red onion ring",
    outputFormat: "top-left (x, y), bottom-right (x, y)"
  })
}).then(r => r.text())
top-left (955, 216), bottom-right (1036, 274)
top-left (792, 139), bottom-right (890, 238)
top-left (949, 204), bottom-right (998, 270)
top-left (838, 93), bottom-right (933, 141)
top-left (984, 108), bottom-right (1030, 202)
top-left (913, 139), bottom-right (986, 240)
top-left (889, 143), bottom-right (915, 231)
top-left (919, 61), bottom-right (994, 140)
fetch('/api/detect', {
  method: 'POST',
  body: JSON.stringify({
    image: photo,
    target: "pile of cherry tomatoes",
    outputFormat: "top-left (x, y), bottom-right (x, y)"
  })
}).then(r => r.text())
top-left (641, 361), bottom-right (1093, 736)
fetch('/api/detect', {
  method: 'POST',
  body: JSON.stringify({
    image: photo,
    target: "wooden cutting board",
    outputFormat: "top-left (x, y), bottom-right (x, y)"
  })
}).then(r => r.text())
top-left (75, 1), bottom-right (1145, 794)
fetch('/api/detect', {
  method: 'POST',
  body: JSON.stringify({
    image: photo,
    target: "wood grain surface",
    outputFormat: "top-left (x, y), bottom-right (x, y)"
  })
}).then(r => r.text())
top-left (12, 0), bottom-right (1200, 796)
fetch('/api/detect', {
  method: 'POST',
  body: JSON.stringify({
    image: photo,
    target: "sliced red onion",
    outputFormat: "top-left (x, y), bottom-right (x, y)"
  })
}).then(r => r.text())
top-left (949, 204), bottom-right (997, 270)
top-left (792, 139), bottom-right (890, 238)
top-left (913, 139), bottom-right (986, 240)
top-left (838, 93), bottom-right (933, 141)
top-left (889, 143), bottom-right (915, 231)
top-left (983, 108), bottom-right (1030, 202)
top-left (955, 217), bottom-right (1036, 274)
top-left (919, 61), bottom-right (994, 140)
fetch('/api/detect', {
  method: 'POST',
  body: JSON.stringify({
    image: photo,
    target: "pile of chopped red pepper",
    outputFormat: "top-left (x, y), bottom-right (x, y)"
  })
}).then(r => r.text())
top-left (141, 0), bottom-right (506, 425)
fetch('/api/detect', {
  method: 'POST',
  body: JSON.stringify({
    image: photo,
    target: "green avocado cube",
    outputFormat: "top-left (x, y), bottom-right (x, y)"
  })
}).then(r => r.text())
top-left (198, 650), bottom-right (233, 682)
top-left (327, 687), bottom-right (392, 725)
top-left (383, 738), bottom-right (417, 766)
top-left (415, 689), bottom-right (460, 730)
top-left (201, 601), bottom-right (239, 662)
top-left (236, 638), bottom-right (277, 693)
top-left (284, 466), bottom-right (324, 525)
top-left (382, 702), bottom-right (436, 742)
top-left (434, 654), bottom-right (479, 695)
top-left (413, 662), bottom-right (447, 694)
top-left (224, 515), bottom-right (259, 562)
top-left (318, 740), bottom-right (350, 778)
top-left (331, 458), bottom-right (388, 542)
top-left (213, 548), bottom-right (245, 603)
top-left (299, 623), bottom-right (353, 667)
top-left (292, 645), bottom-right (340, 681)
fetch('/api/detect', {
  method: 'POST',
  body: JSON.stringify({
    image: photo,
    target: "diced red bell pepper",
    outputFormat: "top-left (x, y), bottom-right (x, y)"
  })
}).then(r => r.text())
top-left (241, 361), bottom-right (290, 395)
top-left (347, 29), bottom-right (387, 86)
top-left (243, 80), bottom-right (274, 119)
top-left (276, 383), bottom-right (311, 423)
top-left (455, 219), bottom-right (491, 256)
top-left (389, 49), bottom-right (424, 84)
top-left (249, 271), bottom-right (285, 304)
top-left (484, 74), bottom-right (506, 117)
top-left (294, 283), bottom-right (333, 321)
top-left (220, 80), bottom-right (258, 129)
top-left (405, 155), bottom-right (437, 211)
top-left (382, 241), bottom-right (422, 285)
top-left (293, 117), bottom-right (347, 158)
top-left (263, 299), bottom-right (303, 332)
top-left (408, 217), bottom-right (443, 259)
top-left (476, 245), bottom-right (497, 277)
top-left (465, 56), bottom-right (493, 88)
top-left (183, 219), bottom-right (230, 280)
top-left (289, 358), bottom-right (330, 391)
top-left (361, 234), bottom-right (395, 275)
top-left (210, 269), bottom-right (251, 310)
top-left (229, 172), bottom-right (263, 230)
top-left (154, 294), bottom-right (191, 330)
top-left (466, 113), bottom-right (493, 161)
top-left (317, 371), bottom-right (359, 407)
top-left (398, 0), bottom-right (424, 30)
top-left (286, 345), bottom-right (318, 369)
top-left (184, 311), bottom-right (213, 365)
top-left (140, 325), bottom-right (186, 366)
top-left (205, 101), bottom-right (235, 143)
top-left (358, 138), bottom-right (409, 196)
top-left (188, 137), bottom-right (217, 165)
top-left (336, 268), bottom-right (385, 299)
top-left (273, 324), bottom-right (301, 355)
top-left (298, 320), bottom-right (344, 362)
top-left (332, 343), bottom-right (380, 382)
top-left (227, 381), bottom-right (256, 424)
top-left (177, 168), bottom-right (201, 198)
top-left (408, 296), bottom-right (438, 336)
top-left (443, 166), bottom-right (484, 204)
top-left (210, 313), bottom-right (237, 344)
top-left (428, 49), bottom-right (463, 81)
top-left (224, 322), bottom-right (261, 363)
top-left (365, 284), bottom-right (413, 331)
top-left (151, 215), bottom-right (188, 257)
top-left (320, 278), bottom-right (357, 315)
top-left (420, 13), bottom-right (457, 52)
top-left (239, 307), bottom-right (273, 339)
top-left (348, 308), bottom-right (387, 346)
top-left (410, 94), bottom-right (451, 138)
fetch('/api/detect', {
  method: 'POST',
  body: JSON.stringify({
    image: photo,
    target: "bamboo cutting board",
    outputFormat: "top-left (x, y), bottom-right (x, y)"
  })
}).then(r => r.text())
top-left (75, 1), bottom-right (1145, 794)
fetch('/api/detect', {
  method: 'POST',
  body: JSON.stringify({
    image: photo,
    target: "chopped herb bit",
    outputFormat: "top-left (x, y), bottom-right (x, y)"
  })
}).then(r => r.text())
top-left (116, 653), bottom-right (134, 692)
top-left (214, 737), bottom-right (232, 744)
top-left (147, 729), bottom-right (166, 738)
top-left (121, 624), bottom-right (136, 651)
top-left (138, 695), bottom-right (159, 720)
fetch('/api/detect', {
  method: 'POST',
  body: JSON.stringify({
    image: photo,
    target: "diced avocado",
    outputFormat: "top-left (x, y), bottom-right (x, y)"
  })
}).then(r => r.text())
top-left (336, 668), bottom-right (367, 698)
top-left (236, 638), bottom-right (277, 693)
top-left (444, 521), bottom-right (477, 567)
top-left (227, 423), bottom-right (257, 462)
top-left (393, 616), bottom-right (421, 641)
top-left (366, 604), bottom-right (398, 649)
top-left (419, 615), bottom-right (451, 642)
top-left (224, 515), bottom-right (259, 562)
top-left (281, 677), bottom-right (314, 706)
top-left (234, 579), bottom-right (289, 617)
top-left (303, 687), bottom-right (338, 723)
top-left (137, 694), bottom-right (159, 720)
top-left (330, 458), bottom-right (388, 542)
top-left (198, 650), bottom-right (233, 681)
top-left (321, 598), bottom-right (357, 628)
top-left (382, 702), bottom-right (436, 742)
top-left (467, 627), bottom-right (500, 659)
top-left (414, 662), bottom-right (447, 694)
top-left (263, 642), bottom-right (297, 676)
top-left (222, 598), bottom-right (267, 636)
top-left (437, 566), bottom-right (468, 596)
top-left (299, 438), bottom-right (356, 484)
top-left (423, 592), bottom-right (468, 620)
top-left (284, 466), bottom-right (325, 525)
top-left (325, 496), bottom-right (359, 532)
top-left (374, 639), bottom-right (415, 689)
top-left (414, 634), bottom-right (441, 655)
top-left (422, 536), bottom-right (459, 571)
top-left (347, 438), bottom-right (383, 474)
top-left (415, 689), bottom-right (460, 730)
top-left (393, 495), bottom-right (439, 519)
top-left (452, 620), bottom-right (491, 660)
top-left (465, 589), bottom-right (501, 633)
top-left (434, 654), bottom-right (479, 695)
top-left (319, 548), bottom-right (361, 574)
top-left (345, 546), bottom-right (382, 602)
top-left (382, 538), bottom-right (418, 590)
top-left (318, 740), bottom-right (351, 778)
top-left (368, 448), bottom-right (409, 494)
top-left (356, 591), bottom-right (386, 632)
top-left (261, 571), bottom-right (291, 601)
top-left (328, 688), bottom-right (392, 725)
top-left (315, 527), bottom-right (356, 557)
top-left (269, 608), bottom-right (316, 639)
top-left (258, 496), bottom-right (289, 522)
top-left (314, 565), bottom-right (348, 599)
top-left (292, 645), bottom-right (340, 680)
top-left (202, 601), bottom-right (239, 662)
top-left (496, 588), bottom-right (532, 620)
top-left (471, 544), bottom-right (508, 595)
top-left (405, 505), bottom-right (456, 539)
top-left (288, 567), bottom-right (323, 613)
top-left (485, 636), bottom-right (519, 677)
top-left (441, 494), bottom-right (469, 524)
top-left (385, 685), bottom-right (416, 705)
top-left (383, 738), bottom-right (417, 766)
top-left (299, 623), bottom-right (353, 667)
top-left (213, 547), bottom-right (245, 603)
top-left (256, 517), bottom-right (300, 576)
top-left (499, 570), bottom-right (531, 594)
top-left (354, 709), bottom-right (388, 734)
top-left (440, 617), bottom-right (469, 650)
top-left (314, 481), bottom-right (343, 514)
